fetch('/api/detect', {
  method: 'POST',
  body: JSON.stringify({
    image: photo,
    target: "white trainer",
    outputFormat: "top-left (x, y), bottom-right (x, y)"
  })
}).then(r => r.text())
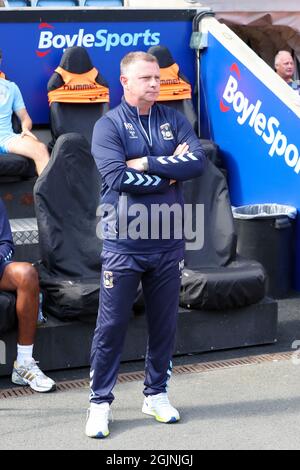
top-left (85, 402), bottom-right (111, 439)
top-left (142, 393), bottom-right (180, 423)
top-left (11, 360), bottom-right (56, 393)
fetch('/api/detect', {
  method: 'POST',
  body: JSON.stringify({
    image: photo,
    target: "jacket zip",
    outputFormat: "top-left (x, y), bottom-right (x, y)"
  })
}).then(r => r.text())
top-left (137, 106), bottom-right (153, 148)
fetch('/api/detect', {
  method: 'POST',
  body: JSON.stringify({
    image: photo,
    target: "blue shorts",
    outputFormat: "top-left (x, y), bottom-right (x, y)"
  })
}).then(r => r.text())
top-left (0, 133), bottom-right (19, 153)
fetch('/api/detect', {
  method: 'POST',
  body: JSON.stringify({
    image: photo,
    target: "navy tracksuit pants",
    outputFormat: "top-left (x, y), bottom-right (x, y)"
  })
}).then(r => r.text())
top-left (90, 248), bottom-right (184, 404)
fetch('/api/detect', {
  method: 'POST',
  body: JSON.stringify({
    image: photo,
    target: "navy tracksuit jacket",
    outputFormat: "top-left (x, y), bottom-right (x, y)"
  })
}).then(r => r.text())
top-left (0, 199), bottom-right (14, 278)
top-left (90, 98), bottom-right (206, 404)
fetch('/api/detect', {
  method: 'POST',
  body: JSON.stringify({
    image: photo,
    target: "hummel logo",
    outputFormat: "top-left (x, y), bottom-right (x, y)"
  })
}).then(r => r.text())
top-left (124, 122), bottom-right (138, 139)
top-left (124, 172), bottom-right (161, 186)
top-left (157, 153), bottom-right (198, 165)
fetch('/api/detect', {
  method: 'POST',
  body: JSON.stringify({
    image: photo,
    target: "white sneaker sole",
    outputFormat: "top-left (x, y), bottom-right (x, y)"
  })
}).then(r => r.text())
top-left (85, 407), bottom-right (111, 439)
top-left (142, 403), bottom-right (180, 423)
top-left (12, 372), bottom-right (56, 393)
top-left (85, 428), bottom-right (110, 439)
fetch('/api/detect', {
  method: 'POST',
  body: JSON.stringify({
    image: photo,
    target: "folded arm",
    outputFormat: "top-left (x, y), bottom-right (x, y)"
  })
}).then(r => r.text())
top-left (92, 117), bottom-right (171, 195)
top-left (127, 113), bottom-right (206, 181)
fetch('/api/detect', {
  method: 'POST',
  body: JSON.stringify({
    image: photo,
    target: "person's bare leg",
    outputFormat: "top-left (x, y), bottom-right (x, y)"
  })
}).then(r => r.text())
top-left (0, 263), bottom-right (39, 345)
top-left (7, 135), bottom-right (49, 176)
top-left (1, 263), bottom-right (56, 392)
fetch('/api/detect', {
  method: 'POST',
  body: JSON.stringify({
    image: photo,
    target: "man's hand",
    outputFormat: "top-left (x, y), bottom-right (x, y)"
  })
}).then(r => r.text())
top-left (126, 158), bottom-right (144, 172)
top-left (126, 143), bottom-right (189, 171)
top-left (126, 150), bottom-right (184, 186)
top-left (173, 142), bottom-right (189, 156)
top-left (21, 129), bottom-right (38, 141)
top-left (168, 143), bottom-right (189, 185)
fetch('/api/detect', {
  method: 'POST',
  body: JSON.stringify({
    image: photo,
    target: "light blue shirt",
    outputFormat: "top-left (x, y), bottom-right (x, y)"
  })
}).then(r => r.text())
top-left (0, 78), bottom-right (25, 141)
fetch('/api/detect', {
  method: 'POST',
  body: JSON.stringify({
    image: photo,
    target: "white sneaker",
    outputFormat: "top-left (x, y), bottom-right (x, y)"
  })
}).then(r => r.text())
top-left (142, 393), bottom-right (180, 423)
top-left (85, 402), bottom-right (111, 439)
top-left (11, 360), bottom-right (56, 393)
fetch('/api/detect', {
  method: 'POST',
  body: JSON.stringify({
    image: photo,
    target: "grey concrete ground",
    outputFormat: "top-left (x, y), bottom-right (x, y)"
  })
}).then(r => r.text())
top-left (1, 295), bottom-right (300, 450)
top-left (1, 359), bottom-right (300, 450)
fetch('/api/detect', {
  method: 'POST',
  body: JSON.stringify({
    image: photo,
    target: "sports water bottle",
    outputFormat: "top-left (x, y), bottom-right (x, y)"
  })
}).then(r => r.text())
top-left (37, 292), bottom-right (47, 325)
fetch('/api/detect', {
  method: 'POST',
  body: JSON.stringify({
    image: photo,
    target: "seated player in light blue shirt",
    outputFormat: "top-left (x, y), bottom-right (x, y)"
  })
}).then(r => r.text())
top-left (0, 49), bottom-right (49, 175)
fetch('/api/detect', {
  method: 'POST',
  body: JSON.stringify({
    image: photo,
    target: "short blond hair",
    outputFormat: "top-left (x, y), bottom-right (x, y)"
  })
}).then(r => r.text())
top-left (120, 51), bottom-right (158, 75)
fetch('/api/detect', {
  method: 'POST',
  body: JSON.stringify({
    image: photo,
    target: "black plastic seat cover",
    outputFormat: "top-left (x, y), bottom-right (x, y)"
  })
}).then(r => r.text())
top-left (0, 153), bottom-right (36, 179)
top-left (181, 160), bottom-right (266, 310)
top-left (180, 260), bottom-right (266, 310)
top-left (0, 291), bottom-right (16, 334)
top-left (34, 133), bottom-right (102, 319)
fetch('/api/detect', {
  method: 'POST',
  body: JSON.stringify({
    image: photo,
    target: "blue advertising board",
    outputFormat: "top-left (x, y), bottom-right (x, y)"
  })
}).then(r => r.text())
top-left (201, 32), bottom-right (300, 289)
top-left (0, 10), bottom-right (195, 124)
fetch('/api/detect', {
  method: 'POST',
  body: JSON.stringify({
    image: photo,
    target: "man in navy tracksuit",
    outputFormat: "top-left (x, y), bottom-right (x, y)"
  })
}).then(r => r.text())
top-left (86, 51), bottom-right (206, 439)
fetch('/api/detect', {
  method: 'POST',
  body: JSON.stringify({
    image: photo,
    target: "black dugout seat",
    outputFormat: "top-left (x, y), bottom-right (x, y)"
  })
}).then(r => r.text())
top-left (0, 113), bottom-right (36, 182)
top-left (180, 160), bottom-right (266, 310)
top-left (34, 133), bottom-right (102, 320)
top-left (148, 45), bottom-right (198, 132)
top-left (47, 46), bottom-right (110, 151)
top-left (0, 292), bottom-right (16, 334)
